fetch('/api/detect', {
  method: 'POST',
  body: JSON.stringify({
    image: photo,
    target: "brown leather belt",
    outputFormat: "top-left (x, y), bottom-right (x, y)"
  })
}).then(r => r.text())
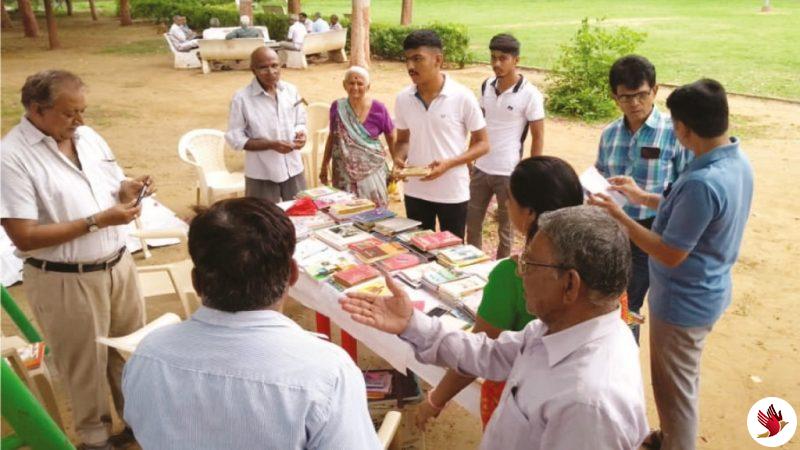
top-left (25, 247), bottom-right (126, 273)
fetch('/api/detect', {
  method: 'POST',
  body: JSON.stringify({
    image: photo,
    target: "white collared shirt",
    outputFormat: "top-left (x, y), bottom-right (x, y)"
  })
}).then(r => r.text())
top-left (477, 75), bottom-right (545, 176)
top-left (287, 21), bottom-right (307, 45)
top-left (1, 118), bottom-right (127, 262)
top-left (168, 23), bottom-right (188, 42)
top-left (225, 79), bottom-right (307, 182)
top-left (401, 308), bottom-right (649, 450)
top-left (312, 18), bottom-right (330, 33)
top-left (394, 74), bottom-right (486, 203)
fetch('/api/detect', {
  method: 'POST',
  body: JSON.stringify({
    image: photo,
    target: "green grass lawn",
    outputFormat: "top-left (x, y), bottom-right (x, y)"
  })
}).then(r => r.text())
top-left (300, 0), bottom-right (800, 100)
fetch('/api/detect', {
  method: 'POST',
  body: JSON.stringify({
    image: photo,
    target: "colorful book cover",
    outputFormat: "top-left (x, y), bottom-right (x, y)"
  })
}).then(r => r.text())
top-left (411, 231), bottom-right (462, 251)
top-left (421, 263), bottom-right (462, 288)
top-left (355, 242), bottom-right (407, 264)
top-left (346, 278), bottom-right (392, 296)
top-left (373, 217), bottom-right (422, 236)
top-left (352, 207), bottom-right (396, 225)
top-left (314, 224), bottom-right (373, 250)
top-left (439, 275), bottom-right (487, 300)
top-left (329, 198), bottom-right (376, 216)
top-left (296, 185), bottom-right (339, 199)
top-left (377, 253), bottom-right (423, 272)
top-left (313, 191), bottom-right (355, 209)
top-left (437, 245), bottom-right (490, 268)
top-left (333, 264), bottom-right (380, 287)
top-left (299, 250), bottom-right (357, 280)
top-left (396, 229), bottom-right (434, 244)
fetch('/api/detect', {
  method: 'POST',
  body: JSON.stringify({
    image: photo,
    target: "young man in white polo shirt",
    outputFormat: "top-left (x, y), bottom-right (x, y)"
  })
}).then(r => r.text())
top-left (393, 30), bottom-right (489, 238)
top-left (466, 34), bottom-right (545, 258)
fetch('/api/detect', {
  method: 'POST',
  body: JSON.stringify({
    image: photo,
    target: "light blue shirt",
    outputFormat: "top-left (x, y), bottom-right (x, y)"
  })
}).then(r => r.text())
top-left (596, 106), bottom-right (692, 220)
top-left (122, 306), bottom-right (381, 450)
top-left (649, 138), bottom-right (753, 327)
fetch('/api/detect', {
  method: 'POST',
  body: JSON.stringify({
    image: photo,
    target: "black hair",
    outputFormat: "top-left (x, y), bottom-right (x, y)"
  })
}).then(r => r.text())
top-left (189, 197), bottom-right (296, 312)
top-left (403, 29), bottom-right (443, 51)
top-left (299, 12), bottom-right (308, 19)
top-left (666, 78), bottom-right (729, 138)
top-left (489, 33), bottom-right (520, 56)
top-left (608, 54), bottom-right (656, 94)
top-left (509, 156), bottom-right (585, 242)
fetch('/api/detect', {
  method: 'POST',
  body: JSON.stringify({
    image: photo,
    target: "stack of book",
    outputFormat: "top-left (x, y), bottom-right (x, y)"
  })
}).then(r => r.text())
top-left (299, 250), bottom-right (357, 280)
top-left (296, 186), bottom-right (340, 199)
top-left (329, 199), bottom-right (376, 220)
top-left (364, 370), bottom-right (393, 400)
top-left (410, 231), bottom-right (462, 252)
top-left (290, 213), bottom-right (336, 239)
top-left (437, 245), bottom-right (490, 269)
top-left (373, 217), bottom-right (422, 236)
top-left (346, 277), bottom-right (392, 296)
top-left (398, 166), bottom-right (431, 178)
top-left (348, 238), bottom-right (407, 264)
top-left (376, 253), bottom-right (423, 272)
top-left (352, 207), bottom-right (397, 231)
top-left (312, 191), bottom-right (355, 210)
top-left (293, 238), bottom-right (330, 261)
top-left (420, 263), bottom-right (465, 292)
top-left (314, 224), bottom-right (373, 250)
top-left (439, 275), bottom-right (487, 302)
top-left (332, 264), bottom-right (380, 288)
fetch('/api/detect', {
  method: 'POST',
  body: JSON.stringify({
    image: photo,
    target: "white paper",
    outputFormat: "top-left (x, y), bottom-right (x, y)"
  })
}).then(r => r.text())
top-left (579, 167), bottom-right (628, 206)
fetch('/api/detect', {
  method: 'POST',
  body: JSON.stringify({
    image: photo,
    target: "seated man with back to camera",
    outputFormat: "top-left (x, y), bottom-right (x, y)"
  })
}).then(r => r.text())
top-left (123, 198), bottom-right (381, 449)
top-left (226, 15), bottom-right (264, 40)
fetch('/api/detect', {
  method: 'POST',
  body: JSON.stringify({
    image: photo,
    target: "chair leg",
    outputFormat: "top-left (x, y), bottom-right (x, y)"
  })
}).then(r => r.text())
top-left (201, 59), bottom-right (211, 74)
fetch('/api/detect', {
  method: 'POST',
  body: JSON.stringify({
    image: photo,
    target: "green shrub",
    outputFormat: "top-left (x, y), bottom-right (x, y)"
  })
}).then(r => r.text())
top-left (370, 22), bottom-right (472, 68)
top-left (253, 12), bottom-right (289, 41)
top-left (546, 18), bottom-right (646, 121)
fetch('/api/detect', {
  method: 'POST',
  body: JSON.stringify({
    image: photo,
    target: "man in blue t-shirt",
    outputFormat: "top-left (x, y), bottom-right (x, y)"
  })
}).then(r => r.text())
top-left (590, 79), bottom-right (754, 450)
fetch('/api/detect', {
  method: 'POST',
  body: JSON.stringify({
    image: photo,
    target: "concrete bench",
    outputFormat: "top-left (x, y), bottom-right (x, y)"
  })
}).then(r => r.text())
top-left (163, 34), bottom-right (201, 69)
top-left (281, 28), bottom-right (348, 69)
top-left (197, 37), bottom-right (272, 74)
top-left (202, 26), bottom-right (271, 41)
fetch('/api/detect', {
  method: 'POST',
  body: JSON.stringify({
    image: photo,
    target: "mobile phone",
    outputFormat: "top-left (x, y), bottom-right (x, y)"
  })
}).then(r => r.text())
top-left (134, 184), bottom-right (148, 207)
top-left (427, 307), bottom-right (449, 318)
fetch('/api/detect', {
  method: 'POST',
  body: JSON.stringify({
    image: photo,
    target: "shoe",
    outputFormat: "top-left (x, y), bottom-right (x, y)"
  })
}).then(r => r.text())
top-left (641, 429), bottom-right (663, 449)
top-left (77, 443), bottom-right (113, 450)
top-left (108, 427), bottom-right (137, 449)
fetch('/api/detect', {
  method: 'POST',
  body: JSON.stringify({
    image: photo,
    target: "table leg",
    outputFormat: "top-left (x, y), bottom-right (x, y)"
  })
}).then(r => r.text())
top-left (341, 330), bottom-right (358, 362)
top-left (315, 313), bottom-right (331, 339)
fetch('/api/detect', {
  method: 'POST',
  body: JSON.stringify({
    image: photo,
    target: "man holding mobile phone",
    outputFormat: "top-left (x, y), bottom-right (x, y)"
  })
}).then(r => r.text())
top-left (1, 70), bottom-right (155, 450)
top-left (226, 46), bottom-right (308, 203)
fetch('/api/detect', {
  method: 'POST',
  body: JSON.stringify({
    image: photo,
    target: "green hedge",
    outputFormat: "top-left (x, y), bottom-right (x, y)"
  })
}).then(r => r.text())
top-left (370, 22), bottom-right (472, 68)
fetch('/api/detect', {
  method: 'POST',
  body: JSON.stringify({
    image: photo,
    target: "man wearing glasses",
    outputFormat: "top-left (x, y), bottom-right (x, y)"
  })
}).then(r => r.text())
top-left (340, 206), bottom-right (649, 450)
top-left (595, 54), bottom-right (691, 342)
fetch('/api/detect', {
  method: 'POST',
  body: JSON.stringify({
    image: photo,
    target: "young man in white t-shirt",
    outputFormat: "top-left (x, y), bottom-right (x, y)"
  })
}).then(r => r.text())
top-left (466, 34), bottom-right (545, 258)
top-left (393, 30), bottom-right (489, 238)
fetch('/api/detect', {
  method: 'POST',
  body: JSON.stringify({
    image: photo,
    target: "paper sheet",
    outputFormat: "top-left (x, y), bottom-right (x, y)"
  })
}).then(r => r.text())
top-left (579, 167), bottom-right (628, 206)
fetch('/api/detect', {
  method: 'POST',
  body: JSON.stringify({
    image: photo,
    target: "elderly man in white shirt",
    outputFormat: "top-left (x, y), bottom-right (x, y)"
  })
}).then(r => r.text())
top-left (168, 15), bottom-right (199, 51)
top-left (341, 205), bottom-right (649, 450)
top-left (311, 12), bottom-right (330, 33)
top-left (226, 47), bottom-right (307, 203)
top-left (282, 13), bottom-right (307, 51)
top-left (1, 70), bottom-right (153, 450)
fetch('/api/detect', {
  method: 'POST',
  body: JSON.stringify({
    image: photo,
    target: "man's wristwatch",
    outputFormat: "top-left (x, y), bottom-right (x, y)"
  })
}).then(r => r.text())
top-left (85, 215), bottom-right (99, 233)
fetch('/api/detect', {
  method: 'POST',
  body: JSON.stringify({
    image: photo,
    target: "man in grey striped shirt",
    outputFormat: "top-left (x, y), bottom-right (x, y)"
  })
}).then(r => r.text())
top-left (123, 198), bottom-right (380, 449)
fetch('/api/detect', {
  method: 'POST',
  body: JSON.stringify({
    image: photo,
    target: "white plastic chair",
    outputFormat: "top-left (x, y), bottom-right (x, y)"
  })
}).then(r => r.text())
top-left (1, 336), bottom-right (64, 429)
top-left (178, 129), bottom-right (245, 206)
top-left (376, 410), bottom-right (402, 449)
top-left (130, 218), bottom-right (187, 259)
top-left (96, 313), bottom-right (182, 360)
top-left (300, 102), bottom-right (331, 188)
top-left (137, 258), bottom-right (196, 320)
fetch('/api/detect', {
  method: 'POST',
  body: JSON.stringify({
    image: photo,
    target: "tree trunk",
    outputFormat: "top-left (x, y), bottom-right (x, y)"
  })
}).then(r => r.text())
top-left (239, 0), bottom-right (253, 22)
top-left (1, 0), bottom-right (13, 29)
top-left (350, 0), bottom-right (371, 68)
top-left (119, 0), bottom-right (132, 26)
top-left (88, 0), bottom-right (98, 20)
top-left (400, 0), bottom-right (412, 26)
top-left (64, 0), bottom-right (72, 16)
top-left (43, 0), bottom-right (60, 49)
top-left (18, 0), bottom-right (39, 37)
top-left (288, 0), bottom-right (300, 14)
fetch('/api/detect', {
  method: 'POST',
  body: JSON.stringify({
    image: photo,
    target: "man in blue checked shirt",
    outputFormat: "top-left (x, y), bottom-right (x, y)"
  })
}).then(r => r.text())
top-left (595, 55), bottom-right (692, 342)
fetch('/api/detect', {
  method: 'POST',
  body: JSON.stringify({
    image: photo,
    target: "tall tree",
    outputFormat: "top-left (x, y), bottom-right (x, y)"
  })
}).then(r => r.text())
top-left (18, 0), bottom-right (39, 37)
top-left (88, 0), bottom-right (98, 20)
top-left (350, 0), bottom-right (371, 67)
top-left (119, 0), bottom-right (132, 25)
top-left (239, 0), bottom-right (253, 22)
top-left (288, 0), bottom-right (300, 14)
top-left (64, 0), bottom-right (72, 16)
top-left (1, 0), bottom-right (13, 29)
top-left (400, 0), bottom-right (412, 25)
top-left (43, 0), bottom-right (60, 49)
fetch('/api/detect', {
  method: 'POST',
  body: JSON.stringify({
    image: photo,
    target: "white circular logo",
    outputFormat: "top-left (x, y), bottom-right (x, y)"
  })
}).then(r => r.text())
top-left (747, 397), bottom-right (797, 447)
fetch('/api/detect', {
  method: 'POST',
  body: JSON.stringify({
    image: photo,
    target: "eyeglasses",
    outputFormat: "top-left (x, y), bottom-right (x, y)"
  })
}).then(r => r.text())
top-left (517, 258), bottom-right (570, 275)
top-left (615, 90), bottom-right (652, 104)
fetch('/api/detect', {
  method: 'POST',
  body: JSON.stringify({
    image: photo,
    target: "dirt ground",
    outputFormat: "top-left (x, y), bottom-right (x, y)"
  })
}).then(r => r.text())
top-left (2, 17), bottom-right (800, 449)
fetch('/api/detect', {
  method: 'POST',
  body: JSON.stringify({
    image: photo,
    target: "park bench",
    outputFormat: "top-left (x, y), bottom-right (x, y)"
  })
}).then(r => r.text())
top-left (163, 33), bottom-right (201, 70)
top-left (197, 28), bottom-right (279, 74)
top-left (281, 28), bottom-right (348, 69)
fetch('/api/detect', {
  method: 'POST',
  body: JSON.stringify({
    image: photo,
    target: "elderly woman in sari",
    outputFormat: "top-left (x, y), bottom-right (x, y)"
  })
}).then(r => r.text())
top-left (319, 66), bottom-right (395, 205)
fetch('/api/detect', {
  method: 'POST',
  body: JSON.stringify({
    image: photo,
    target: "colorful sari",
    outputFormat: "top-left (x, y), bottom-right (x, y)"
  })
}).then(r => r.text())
top-left (331, 98), bottom-right (389, 206)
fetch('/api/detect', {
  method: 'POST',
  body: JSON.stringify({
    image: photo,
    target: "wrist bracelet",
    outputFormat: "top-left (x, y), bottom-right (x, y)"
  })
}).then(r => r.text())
top-left (426, 390), bottom-right (446, 412)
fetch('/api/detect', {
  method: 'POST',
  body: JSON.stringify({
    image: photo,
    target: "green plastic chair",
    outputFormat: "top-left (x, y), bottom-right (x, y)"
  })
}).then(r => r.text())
top-left (1, 286), bottom-right (74, 450)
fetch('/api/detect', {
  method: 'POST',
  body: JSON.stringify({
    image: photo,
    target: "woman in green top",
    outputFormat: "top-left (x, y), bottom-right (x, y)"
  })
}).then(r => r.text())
top-left (417, 156), bottom-right (584, 430)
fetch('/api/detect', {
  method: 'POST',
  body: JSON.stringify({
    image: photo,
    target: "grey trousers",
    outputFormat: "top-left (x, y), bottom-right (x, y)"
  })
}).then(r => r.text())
top-left (245, 173), bottom-right (306, 203)
top-left (650, 316), bottom-right (713, 450)
top-left (466, 168), bottom-right (512, 258)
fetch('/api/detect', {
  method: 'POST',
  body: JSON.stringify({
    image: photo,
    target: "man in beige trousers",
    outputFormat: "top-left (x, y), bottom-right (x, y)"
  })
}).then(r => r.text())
top-left (1, 70), bottom-right (154, 450)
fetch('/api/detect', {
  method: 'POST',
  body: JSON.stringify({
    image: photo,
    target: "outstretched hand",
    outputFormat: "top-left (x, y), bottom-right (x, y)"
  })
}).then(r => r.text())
top-left (608, 176), bottom-right (646, 205)
top-left (339, 273), bottom-right (414, 335)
